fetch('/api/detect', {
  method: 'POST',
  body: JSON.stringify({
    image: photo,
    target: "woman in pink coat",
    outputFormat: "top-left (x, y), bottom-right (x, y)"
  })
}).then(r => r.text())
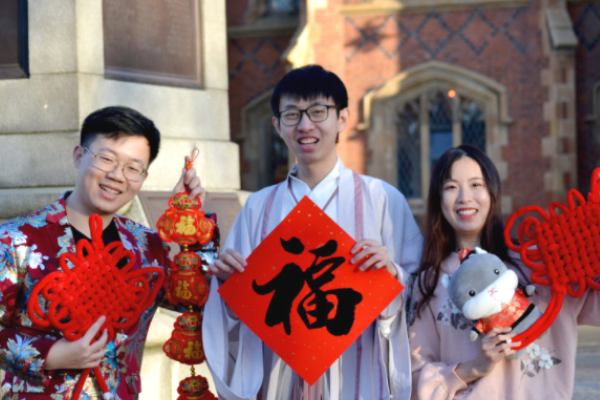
top-left (408, 144), bottom-right (600, 399)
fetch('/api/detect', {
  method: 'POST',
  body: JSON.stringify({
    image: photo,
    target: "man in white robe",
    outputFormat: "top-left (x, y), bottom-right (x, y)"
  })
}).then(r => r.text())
top-left (203, 65), bottom-right (423, 400)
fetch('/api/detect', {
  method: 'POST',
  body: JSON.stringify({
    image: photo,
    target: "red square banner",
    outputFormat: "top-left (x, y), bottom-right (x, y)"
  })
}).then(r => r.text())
top-left (218, 196), bottom-right (403, 384)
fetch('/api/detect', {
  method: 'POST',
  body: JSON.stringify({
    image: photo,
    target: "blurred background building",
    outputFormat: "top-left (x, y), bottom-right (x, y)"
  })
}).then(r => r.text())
top-left (229, 0), bottom-right (600, 226)
top-left (227, 1), bottom-right (600, 396)
top-left (1, 0), bottom-right (599, 399)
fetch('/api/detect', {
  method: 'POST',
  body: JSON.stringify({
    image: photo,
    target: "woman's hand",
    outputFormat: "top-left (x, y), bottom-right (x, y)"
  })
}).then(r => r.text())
top-left (208, 248), bottom-right (247, 282)
top-left (454, 327), bottom-right (521, 383)
top-left (45, 316), bottom-right (109, 370)
top-left (350, 239), bottom-right (397, 277)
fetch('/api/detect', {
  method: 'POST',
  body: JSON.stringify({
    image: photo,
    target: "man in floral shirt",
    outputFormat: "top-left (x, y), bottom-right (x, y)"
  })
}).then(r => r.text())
top-left (0, 106), bottom-right (218, 400)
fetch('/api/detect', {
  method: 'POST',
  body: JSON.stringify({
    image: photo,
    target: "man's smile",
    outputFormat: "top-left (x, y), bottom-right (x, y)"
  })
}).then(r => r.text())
top-left (298, 137), bottom-right (319, 145)
top-left (99, 184), bottom-right (122, 196)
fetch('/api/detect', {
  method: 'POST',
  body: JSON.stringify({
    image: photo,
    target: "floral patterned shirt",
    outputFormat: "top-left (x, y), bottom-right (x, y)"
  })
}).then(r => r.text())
top-left (0, 194), bottom-right (219, 400)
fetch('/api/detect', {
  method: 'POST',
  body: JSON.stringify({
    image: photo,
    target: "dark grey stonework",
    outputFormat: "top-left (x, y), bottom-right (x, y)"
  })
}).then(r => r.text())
top-left (0, 0), bottom-right (28, 79)
top-left (103, 0), bottom-right (203, 88)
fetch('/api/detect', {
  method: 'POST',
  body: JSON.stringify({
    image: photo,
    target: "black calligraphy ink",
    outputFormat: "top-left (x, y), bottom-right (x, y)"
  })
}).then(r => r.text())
top-left (252, 237), bottom-right (363, 336)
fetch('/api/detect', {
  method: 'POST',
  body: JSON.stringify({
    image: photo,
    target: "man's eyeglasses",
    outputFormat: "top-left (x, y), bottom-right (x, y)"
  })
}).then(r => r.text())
top-left (83, 146), bottom-right (147, 182)
top-left (278, 104), bottom-right (338, 126)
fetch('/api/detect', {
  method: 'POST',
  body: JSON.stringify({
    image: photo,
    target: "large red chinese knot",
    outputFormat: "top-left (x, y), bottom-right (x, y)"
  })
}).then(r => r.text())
top-left (165, 251), bottom-right (210, 307)
top-left (176, 375), bottom-right (217, 400)
top-left (157, 193), bottom-right (215, 246)
top-left (163, 312), bottom-right (206, 365)
top-left (504, 168), bottom-right (600, 349)
top-left (27, 214), bottom-right (165, 400)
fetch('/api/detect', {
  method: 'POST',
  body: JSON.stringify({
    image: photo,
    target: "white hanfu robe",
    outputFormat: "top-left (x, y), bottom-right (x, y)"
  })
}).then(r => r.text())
top-left (203, 160), bottom-right (423, 400)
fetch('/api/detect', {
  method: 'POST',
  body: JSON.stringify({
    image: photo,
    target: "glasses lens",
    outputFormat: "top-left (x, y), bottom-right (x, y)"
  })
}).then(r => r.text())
top-left (123, 164), bottom-right (145, 181)
top-left (281, 109), bottom-right (301, 126)
top-left (307, 105), bottom-right (328, 122)
top-left (94, 155), bottom-right (117, 172)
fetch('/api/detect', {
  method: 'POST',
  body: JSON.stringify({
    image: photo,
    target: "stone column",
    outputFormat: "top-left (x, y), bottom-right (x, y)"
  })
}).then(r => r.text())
top-left (0, 1), bottom-right (237, 399)
top-left (541, 0), bottom-right (579, 202)
top-left (0, 0), bottom-right (240, 222)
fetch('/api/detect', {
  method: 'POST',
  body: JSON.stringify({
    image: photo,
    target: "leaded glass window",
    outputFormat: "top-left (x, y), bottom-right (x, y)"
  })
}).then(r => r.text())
top-left (270, 126), bottom-right (289, 185)
top-left (268, 0), bottom-right (299, 13)
top-left (429, 92), bottom-right (453, 169)
top-left (397, 100), bottom-right (421, 198)
top-left (461, 99), bottom-right (486, 151)
top-left (396, 89), bottom-right (487, 199)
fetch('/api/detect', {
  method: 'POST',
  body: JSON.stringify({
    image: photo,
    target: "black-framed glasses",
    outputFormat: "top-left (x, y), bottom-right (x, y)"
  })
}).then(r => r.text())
top-left (278, 104), bottom-right (338, 126)
top-left (83, 146), bottom-right (147, 182)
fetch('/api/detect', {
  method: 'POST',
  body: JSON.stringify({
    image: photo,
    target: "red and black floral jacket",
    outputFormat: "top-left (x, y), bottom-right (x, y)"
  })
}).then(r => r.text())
top-left (0, 194), bottom-right (218, 400)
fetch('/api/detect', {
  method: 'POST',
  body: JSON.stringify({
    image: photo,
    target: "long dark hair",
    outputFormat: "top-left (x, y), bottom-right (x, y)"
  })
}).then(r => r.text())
top-left (415, 145), bottom-right (512, 315)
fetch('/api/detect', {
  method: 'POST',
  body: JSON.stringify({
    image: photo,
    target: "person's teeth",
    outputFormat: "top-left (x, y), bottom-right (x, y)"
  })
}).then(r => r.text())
top-left (299, 138), bottom-right (318, 144)
top-left (101, 186), bottom-right (119, 195)
top-left (457, 209), bottom-right (476, 215)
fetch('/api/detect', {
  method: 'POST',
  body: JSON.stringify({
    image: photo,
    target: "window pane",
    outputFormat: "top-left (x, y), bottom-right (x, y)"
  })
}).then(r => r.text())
top-left (268, 0), bottom-right (297, 13)
top-left (461, 99), bottom-right (486, 152)
top-left (397, 100), bottom-right (421, 198)
top-left (270, 126), bottom-right (289, 185)
top-left (429, 92), bottom-right (453, 169)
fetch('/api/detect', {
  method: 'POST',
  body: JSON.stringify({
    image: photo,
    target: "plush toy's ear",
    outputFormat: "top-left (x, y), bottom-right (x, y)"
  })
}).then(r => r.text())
top-left (474, 247), bottom-right (488, 254)
top-left (441, 274), bottom-right (451, 289)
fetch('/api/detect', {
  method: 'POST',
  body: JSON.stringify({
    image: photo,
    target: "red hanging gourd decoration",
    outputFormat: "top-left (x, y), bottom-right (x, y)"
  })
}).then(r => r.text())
top-left (164, 251), bottom-right (210, 307)
top-left (27, 214), bottom-right (165, 400)
top-left (176, 375), bottom-right (218, 400)
top-left (504, 168), bottom-right (600, 349)
top-left (163, 312), bottom-right (206, 365)
top-left (157, 148), bottom-right (217, 399)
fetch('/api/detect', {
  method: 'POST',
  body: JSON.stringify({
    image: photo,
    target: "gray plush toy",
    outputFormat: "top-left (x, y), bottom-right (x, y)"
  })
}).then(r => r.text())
top-left (442, 247), bottom-right (546, 359)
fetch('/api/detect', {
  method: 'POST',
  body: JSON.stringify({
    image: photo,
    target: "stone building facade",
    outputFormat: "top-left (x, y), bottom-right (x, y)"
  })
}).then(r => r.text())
top-left (0, 1), bottom-right (237, 399)
top-left (228, 0), bottom-right (600, 221)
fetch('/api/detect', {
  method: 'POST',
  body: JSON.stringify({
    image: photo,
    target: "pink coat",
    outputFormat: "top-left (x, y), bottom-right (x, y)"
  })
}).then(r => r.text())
top-left (408, 252), bottom-right (600, 400)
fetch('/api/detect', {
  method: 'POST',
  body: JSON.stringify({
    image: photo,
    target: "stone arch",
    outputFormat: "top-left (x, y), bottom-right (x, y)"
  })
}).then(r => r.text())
top-left (361, 61), bottom-right (513, 214)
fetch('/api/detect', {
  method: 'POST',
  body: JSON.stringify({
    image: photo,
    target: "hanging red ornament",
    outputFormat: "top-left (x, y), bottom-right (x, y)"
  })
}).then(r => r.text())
top-left (176, 375), bottom-right (218, 400)
top-left (27, 214), bottom-right (165, 400)
top-left (165, 251), bottom-right (210, 307)
top-left (157, 193), bottom-right (216, 246)
top-left (163, 312), bottom-right (206, 365)
top-left (158, 148), bottom-right (218, 400)
top-left (156, 148), bottom-right (215, 247)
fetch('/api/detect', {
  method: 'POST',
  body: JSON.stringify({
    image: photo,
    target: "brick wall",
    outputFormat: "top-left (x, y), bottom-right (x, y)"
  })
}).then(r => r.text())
top-left (325, 0), bottom-right (551, 211)
top-left (226, 0), bottom-right (296, 187)
top-left (227, 0), bottom-right (597, 211)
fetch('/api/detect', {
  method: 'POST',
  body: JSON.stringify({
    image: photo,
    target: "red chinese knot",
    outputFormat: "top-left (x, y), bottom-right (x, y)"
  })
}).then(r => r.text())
top-left (504, 168), bottom-right (600, 349)
top-left (27, 214), bottom-right (165, 400)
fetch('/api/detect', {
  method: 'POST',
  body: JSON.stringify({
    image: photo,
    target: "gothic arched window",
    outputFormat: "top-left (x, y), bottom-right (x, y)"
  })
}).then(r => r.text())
top-left (364, 62), bottom-right (511, 215)
top-left (396, 89), bottom-right (487, 199)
